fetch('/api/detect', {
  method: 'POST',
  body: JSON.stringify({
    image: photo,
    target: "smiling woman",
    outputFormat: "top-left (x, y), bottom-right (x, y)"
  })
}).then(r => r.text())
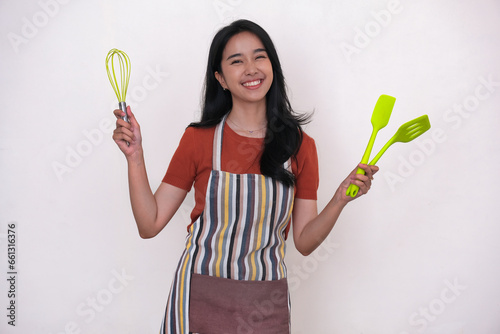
top-left (214, 31), bottom-right (274, 109)
top-left (112, 19), bottom-right (378, 334)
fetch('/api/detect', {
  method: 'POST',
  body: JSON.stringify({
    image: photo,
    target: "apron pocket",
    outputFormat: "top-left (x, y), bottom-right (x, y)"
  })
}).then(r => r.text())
top-left (189, 273), bottom-right (289, 334)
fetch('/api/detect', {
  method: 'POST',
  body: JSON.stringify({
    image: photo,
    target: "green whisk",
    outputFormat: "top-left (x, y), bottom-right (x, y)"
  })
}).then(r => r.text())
top-left (106, 48), bottom-right (131, 122)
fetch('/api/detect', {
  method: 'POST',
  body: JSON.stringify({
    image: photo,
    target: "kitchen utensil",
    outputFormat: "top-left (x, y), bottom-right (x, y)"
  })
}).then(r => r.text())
top-left (106, 48), bottom-right (131, 122)
top-left (368, 115), bottom-right (431, 165)
top-left (346, 94), bottom-right (396, 197)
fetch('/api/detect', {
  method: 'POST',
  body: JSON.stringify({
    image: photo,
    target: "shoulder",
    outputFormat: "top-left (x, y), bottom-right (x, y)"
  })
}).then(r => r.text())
top-left (184, 124), bottom-right (216, 137)
top-left (168, 125), bottom-right (216, 176)
top-left (172, 125), bottom-right (216, 158)
top-left (301, 130), bottom-right (315, 146)
top-left (298, 130), bottom-right (317, 155)
top-left (179, 125), bottom-right (216, 146)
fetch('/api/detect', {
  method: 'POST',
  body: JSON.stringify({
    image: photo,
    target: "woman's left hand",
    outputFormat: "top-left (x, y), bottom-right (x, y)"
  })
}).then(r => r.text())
top-left (338, 163), bottom-right (379, 203)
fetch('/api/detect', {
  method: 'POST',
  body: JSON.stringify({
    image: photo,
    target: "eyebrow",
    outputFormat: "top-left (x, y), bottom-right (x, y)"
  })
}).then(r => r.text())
top-left (226, 48), bottom-right (267, 61)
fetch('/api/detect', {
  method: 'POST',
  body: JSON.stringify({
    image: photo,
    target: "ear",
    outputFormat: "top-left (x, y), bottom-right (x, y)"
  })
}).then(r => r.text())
top-left (215, 71), bottom-right (227, 90)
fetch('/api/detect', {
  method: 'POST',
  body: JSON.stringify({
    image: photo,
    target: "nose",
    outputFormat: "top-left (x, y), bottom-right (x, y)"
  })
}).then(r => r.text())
top-left (244, 60), bottom-right (258, 76)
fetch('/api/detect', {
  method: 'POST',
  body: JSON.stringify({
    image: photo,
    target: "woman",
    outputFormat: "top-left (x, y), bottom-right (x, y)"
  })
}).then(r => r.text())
top-left (113, 19), bottom-right (377, 334)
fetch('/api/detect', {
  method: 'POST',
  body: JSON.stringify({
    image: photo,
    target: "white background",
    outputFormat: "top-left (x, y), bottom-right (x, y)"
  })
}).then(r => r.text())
top-left (1, 0), bottom-right (500, 333)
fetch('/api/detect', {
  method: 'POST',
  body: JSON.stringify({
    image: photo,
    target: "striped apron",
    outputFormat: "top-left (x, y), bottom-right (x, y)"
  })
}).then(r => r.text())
top-left (161, 116), bottom-right (294, 334)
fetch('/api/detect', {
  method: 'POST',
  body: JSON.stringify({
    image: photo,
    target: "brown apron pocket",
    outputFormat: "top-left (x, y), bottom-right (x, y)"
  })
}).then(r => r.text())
top-left (189, 273), bottom-right (290, 334)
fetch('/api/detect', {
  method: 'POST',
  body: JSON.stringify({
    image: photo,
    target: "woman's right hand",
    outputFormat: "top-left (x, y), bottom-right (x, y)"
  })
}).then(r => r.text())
top-left (112, 106), bottom-right (143, 159)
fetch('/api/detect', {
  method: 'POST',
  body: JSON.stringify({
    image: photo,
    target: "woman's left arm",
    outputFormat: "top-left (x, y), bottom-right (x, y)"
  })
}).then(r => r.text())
top-left (292, 164), bottom-right (379, 256)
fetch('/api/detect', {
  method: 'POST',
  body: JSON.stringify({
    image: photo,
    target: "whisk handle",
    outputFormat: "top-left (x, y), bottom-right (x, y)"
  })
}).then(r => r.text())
top-left (119, 101), bottom-right (129, 123)
top-left (118, 101), bottom-right (130, 146)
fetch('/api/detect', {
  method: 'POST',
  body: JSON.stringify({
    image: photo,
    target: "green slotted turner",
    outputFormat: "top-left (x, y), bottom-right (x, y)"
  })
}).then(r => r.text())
top-left (346, 94), bottom-right (396, 197)
top-left (368, 115), bottom-right (431, 165)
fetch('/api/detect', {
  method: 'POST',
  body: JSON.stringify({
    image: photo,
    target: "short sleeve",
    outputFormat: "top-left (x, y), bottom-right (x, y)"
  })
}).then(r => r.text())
top-left (162, 127), bottom-right (198, 191)
top-left (294, 133), bottom-right (319, 200)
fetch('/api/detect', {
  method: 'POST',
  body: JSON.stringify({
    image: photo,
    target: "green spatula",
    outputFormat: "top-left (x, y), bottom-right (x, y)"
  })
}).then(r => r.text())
top-left (368, 115), bottom-right (431, 165)
top-left (346, 94), bottom-right (396, 197)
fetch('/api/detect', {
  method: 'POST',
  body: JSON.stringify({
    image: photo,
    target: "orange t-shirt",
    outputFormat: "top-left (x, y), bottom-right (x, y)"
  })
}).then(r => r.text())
top-left (162, 123), bottom-right (319, 238)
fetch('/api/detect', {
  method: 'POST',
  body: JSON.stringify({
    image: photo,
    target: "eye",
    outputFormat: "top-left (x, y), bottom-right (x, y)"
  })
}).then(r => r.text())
top-left (256, 55), bottom-right (267, 60)
top-left (230, 59), bottom-right (242, 65)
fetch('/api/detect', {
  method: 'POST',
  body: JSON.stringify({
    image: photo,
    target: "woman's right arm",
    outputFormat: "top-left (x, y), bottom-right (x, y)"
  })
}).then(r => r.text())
top-left (113, 107), bottom-right (188, 238)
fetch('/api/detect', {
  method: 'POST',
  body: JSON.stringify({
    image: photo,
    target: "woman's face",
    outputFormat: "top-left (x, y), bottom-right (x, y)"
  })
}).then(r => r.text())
top-left (215, 31), bottom-right (274, 106)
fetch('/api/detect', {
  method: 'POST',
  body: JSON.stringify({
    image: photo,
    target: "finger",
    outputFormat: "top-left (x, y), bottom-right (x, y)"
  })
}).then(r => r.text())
top-left (115, 136), bottom-right (133, 152)
top-left (116, 117), bottom-right (132, 129)
top-left (352, 172), bottom-right (373, 188)
top-left (366, 164), bottom-right (379, 177)
top-left (349, 164), bottom-right (364, 178)
top-left (113, 109), bottom-right (126, 119)
top-left (358, 164), bottom-right (378, 180)
top-left (355, 164), bottom-right (370, 180)
top-left (366, 168), bottom-right (374, 181)
top-left (126, 106), bottom-right (136, 124)
top-left (113, 127), bottom-right (134, 143)
top-left (113, 132), bottom-right (134, 146)
top-left (127, 107), bottom-right (142, 132)
top-left (351, 174), bottom-right (371, 186)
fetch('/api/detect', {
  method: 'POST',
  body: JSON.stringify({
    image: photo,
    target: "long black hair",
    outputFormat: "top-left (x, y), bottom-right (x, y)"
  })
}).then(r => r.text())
top-left (190, 19), bottom-right (310, 186)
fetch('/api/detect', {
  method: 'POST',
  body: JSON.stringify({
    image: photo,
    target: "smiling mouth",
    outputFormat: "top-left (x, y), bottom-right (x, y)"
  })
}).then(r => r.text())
top-left (242, 79), bottom-right (262, 87)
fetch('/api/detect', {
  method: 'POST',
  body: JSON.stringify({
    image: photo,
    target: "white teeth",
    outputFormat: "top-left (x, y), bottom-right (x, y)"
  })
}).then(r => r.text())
top-left (243, 80), bottom-right (261, 87)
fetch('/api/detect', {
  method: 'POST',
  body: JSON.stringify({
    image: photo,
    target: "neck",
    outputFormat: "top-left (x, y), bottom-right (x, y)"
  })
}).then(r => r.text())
top-left (228, 99), bottom-right (267, 128)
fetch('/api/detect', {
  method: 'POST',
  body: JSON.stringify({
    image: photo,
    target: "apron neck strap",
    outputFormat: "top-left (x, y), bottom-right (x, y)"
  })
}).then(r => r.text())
top-left (212, 114), bottom-right (292, 173)
top-left (212, 114), bottom-right (228, 171)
